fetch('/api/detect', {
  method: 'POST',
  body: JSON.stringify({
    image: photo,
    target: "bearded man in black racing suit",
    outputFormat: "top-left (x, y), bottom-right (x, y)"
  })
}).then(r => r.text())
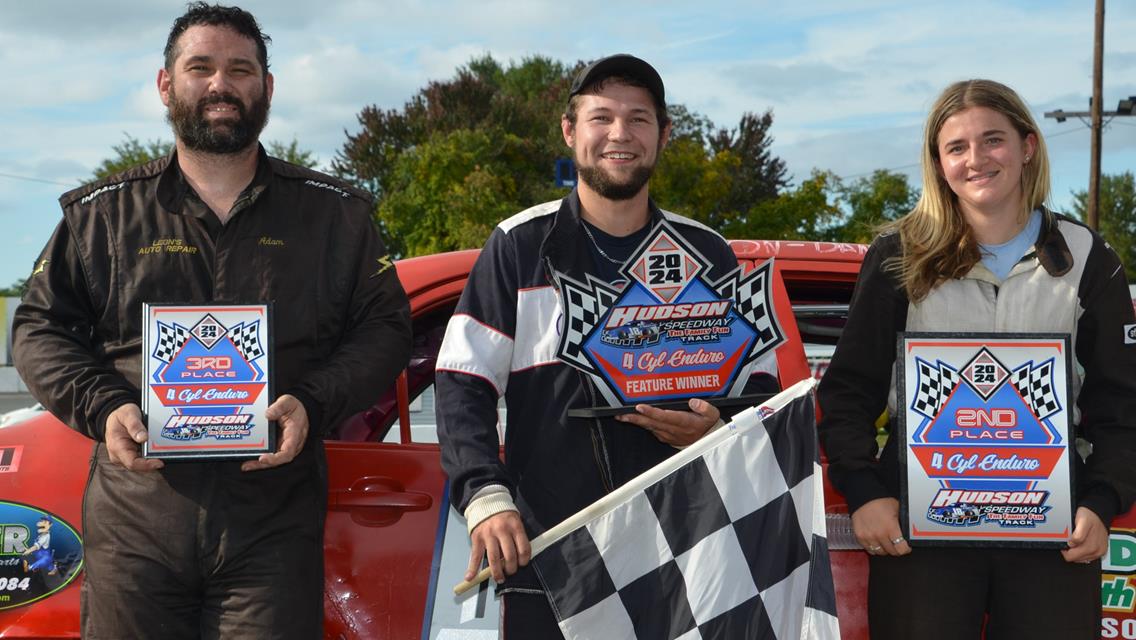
top-left (12, 4), bottom-right (410, 638)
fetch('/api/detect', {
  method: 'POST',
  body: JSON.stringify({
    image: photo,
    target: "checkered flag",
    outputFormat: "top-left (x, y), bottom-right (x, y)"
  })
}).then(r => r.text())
top-left (1010, 359), bottom-right (1061, 420)
top-left (528, 379), bottom-right (838, 640)
top-left (911, 358), bottom-right (960, 420)
top-left (555, 273), bottom-right (619, 373)
top-left (715, 260), bottom-right (786, 364)
top-left (226, 321), bottom-right (264, 361)
top-left (152, 322), bottom-right (189, 363)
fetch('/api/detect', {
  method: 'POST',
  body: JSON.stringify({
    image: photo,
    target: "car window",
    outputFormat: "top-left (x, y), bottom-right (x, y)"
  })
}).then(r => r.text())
top-left (783, 275), bottom-right (855, 381)
top-left (381, 386), bottom-right (506, 445)
top-left (330, 302), bottom-right (507, 445)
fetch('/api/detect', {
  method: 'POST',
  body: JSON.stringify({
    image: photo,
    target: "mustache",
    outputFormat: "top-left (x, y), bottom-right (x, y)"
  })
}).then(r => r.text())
top-left (196, 93), bottom-right (246, 115)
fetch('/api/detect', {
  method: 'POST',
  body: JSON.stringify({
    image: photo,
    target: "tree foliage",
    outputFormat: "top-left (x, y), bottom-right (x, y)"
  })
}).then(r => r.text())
top-left (334, 55), bottom-right (572, 255)
top-left (653, 110), bottom-right (789, 235)
top-left (741, 168), bottom-right (919, 244)
top-left (740, 170), bottom-right (844, 240)
top-left (0, 278), bottom-right (27, 298)
top-left (826, 169), bottom-right (918, 243)
top-left (267, 137), bottom-right (319, 168)
top-left (334, 54), bottom-right (793, 257)
top-left (1073, 172), bottom-right (1136, 279)
top-left (93, 134), bottom-right (318, 182)
top-left (93, 135), bottom-right (173, 180)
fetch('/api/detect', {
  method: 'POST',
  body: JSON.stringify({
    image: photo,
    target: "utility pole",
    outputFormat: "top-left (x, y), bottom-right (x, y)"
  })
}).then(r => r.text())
top-left (1089, 0), bottom-right (1104, 230)
top-left (1043, 0), bottom-right (1130, 231)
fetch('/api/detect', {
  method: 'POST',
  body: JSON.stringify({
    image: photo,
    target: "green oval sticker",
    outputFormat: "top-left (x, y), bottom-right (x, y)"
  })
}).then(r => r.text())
top-left (0, 501), bottom-right (83, 610)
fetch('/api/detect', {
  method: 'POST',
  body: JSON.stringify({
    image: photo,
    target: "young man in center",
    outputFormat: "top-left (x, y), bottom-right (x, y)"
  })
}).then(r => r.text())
top-left (436, 54), bottom-right (778, 635)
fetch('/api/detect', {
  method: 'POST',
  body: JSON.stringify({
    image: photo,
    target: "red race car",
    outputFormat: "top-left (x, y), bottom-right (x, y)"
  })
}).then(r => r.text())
top-left (1, 241), bottom-right (1133, 639)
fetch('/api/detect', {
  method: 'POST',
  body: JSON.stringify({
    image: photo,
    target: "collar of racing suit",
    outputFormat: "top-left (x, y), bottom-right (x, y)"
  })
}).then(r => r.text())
top-left (155, 144), bottom-right (274, 224)
top-left (536, 187), bottom-right (665, 284)
top-left (1032, 207), bottom-right (1074, 278)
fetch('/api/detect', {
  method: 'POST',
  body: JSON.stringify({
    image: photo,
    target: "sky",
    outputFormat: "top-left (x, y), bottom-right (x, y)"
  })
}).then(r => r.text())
top-left (2, 0), bottom-right (1136, 287)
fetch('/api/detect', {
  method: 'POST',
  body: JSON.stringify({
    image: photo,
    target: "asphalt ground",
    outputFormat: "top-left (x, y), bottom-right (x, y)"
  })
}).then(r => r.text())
top-left (0, 392), bottom-right (38, 414)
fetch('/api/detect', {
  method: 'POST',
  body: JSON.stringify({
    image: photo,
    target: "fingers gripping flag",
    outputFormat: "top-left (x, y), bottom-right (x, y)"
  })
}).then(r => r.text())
top-left (529, 379), bottom-right (838, 640)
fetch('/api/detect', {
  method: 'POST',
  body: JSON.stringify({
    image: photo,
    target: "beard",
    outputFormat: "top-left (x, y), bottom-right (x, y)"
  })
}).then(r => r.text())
top-left (166, 85), bottom-right (270, 154)
top-left (576, 163), bottom-right (655, 201)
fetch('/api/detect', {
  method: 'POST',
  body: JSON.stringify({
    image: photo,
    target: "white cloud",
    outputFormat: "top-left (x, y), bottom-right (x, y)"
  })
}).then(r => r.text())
top-left (2, 0), bottom-right (1136, 286)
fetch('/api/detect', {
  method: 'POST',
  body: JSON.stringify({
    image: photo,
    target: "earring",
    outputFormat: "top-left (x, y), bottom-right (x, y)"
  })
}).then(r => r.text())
top-left (1024, 155), bottom-right (1031, 164)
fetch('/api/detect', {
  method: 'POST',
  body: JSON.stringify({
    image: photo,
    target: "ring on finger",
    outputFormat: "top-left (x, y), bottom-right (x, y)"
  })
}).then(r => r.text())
top-left (891, 536), bottom-right (906, 545)
top-left (867, 545), bottom-right (883, 552)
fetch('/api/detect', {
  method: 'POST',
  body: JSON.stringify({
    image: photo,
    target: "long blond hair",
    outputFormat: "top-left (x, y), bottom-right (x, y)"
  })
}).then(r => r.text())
top-left (887, 79), bottom-right (1050, 300)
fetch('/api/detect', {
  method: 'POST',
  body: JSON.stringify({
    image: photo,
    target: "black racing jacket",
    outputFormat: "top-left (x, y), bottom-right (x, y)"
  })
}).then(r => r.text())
top-left (13, 147), bottom-right (411, 441)
top-left (435, 190), bottom-right (775, 591)
top-left (818, 211), bottom-right (1136, 526)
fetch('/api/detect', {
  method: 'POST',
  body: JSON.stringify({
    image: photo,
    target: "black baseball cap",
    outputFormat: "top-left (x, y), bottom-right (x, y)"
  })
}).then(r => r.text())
top-left (568, 54), bottom-right (665, 109)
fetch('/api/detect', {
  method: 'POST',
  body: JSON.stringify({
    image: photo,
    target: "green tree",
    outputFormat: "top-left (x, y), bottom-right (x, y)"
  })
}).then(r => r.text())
top-left (377, 129), bottom-right (563, 256)
top-left (826, 169), bottom-right (918, 243)
top-left (708, 110), bottom-right (789, 210)
top-left (736, 170), bottom-right (843, 240)
top-left (1073, 172), bottom-right (1136, 279)
top-left (93, 135), bottom-right (173, 180)
top-left (334, 54), bottom-right (574, 254)
top-left (653, 110), bottom-right (789, 234)
top-left (0, 278), bottom-right (27, 297)
top-left (267, 137), bottom-right (319, 168)
top-left (94, 134), bottom-right (319, 182)
top-left (335, 54), bottom-right (791, 256)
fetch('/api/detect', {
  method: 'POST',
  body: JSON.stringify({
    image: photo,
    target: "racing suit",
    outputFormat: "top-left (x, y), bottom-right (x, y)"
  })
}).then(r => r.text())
top-left (12, 148), bottom-right (411, 639)
top-left (818, 211), bottom-right (1136, 639)
top-left (435, 189), bottom-right (776, 632)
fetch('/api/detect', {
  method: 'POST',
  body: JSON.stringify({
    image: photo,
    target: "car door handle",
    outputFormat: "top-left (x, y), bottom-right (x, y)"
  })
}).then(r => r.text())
top-left (328, 476), bottom-right (432, 512)
top-left (329, 490), bottom-right (431, 510)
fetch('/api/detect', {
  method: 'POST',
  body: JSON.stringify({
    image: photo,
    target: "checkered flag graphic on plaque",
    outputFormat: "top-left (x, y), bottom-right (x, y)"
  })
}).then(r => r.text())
top-left (1010, 360), bottom-right (1061, 420)
top-left (556, 274), bottom-right (618, 372)
top-left (530, 379), bottom-right (838, 640)
top-left (226, 321), bottom-right (264, 361)
top-left (715, 261), bottom-right (786, 362)
top-left (911, 358), bottom-right (960, 419)
top-left (152, 322), bottom-right (189, 363)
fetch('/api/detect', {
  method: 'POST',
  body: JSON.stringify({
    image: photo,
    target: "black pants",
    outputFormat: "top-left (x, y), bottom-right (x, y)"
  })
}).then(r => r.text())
top-left (81, 443), bottom-right (326, 639)
top-left (869, 546), bottom-right (1101, 639)
top-left (503, 591), bottom-right (565, 639)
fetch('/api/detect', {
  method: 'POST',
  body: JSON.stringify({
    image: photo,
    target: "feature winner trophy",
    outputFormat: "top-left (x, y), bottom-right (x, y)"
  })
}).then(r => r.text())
top-left (897, 333), bottom-right (1075, 546)
top-left (556, 221), bottom-right (786, 417)
top-left (141, 303), bottom-right (274, 459)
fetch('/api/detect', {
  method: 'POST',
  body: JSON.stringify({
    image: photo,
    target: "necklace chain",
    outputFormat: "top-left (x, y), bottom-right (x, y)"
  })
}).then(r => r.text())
top-left (581, 222), bottom-right (625, 266)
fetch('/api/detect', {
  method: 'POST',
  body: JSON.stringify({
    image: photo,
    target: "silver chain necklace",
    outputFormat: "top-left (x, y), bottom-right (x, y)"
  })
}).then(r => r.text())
top-left (581, 222), bottom-right (626, 266)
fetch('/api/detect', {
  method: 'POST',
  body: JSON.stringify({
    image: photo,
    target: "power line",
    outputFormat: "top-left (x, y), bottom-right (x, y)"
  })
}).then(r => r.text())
top-left (0, 171), bottom-right (81, 188)
top-left (835, 125), bottom-right (1087, 182)
top-left (1044, 127), bottom-right (1087, 139)
top-left (838, 163), bottom-right (920, 181)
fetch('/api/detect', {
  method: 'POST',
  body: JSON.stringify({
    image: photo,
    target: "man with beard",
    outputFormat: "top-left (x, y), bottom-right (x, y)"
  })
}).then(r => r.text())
top-left (435, 54), bottom-right (778, 636)
top-left (12, 4), bottom-right (410, 638)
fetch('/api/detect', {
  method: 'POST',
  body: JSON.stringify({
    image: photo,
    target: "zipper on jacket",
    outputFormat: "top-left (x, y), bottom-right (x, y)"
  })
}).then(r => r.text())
top-left (581, 374), bottom-right (615, 493)
top-left (546, 254), bottom-right (617, 493)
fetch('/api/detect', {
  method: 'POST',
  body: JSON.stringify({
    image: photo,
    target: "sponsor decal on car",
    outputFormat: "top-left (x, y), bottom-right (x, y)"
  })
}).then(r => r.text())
top-left (0, 502), bottom-right (83, 611)
top-left (0, 447), bottom-right (22, 474)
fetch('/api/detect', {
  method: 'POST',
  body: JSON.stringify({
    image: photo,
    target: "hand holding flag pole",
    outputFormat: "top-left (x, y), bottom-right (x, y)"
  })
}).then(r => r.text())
top-left (454, 377), bottom-right (818, 596)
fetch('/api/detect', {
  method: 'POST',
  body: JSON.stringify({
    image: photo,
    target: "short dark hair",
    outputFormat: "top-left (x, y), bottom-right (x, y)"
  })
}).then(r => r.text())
top-left (164, 2), bottom-right (271, 73)
top-left (564, 75), bottom-right (670, 134)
